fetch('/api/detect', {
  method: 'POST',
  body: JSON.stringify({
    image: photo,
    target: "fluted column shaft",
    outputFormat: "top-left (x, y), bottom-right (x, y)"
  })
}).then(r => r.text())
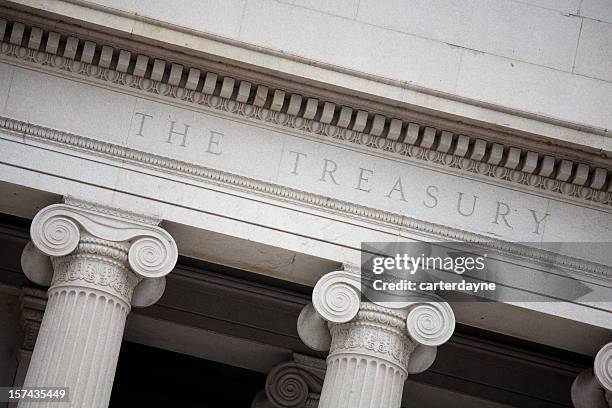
top-left (19, 202), bottom-right (178, 408)
top-left (20, 235), bottom-right (137, 408)
top-left (319, 303), bottom-right (412, 408)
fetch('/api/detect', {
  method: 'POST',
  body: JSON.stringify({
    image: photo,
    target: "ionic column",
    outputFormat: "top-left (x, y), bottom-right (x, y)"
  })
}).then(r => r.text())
top-left (19, 201), bottom-right (178, 408)
top-left (251, 354), bottom-right (325, 408)
top-left (572, 343), bottom-right (612, 408)
top-left (297, 269), bottom-right (455, 408)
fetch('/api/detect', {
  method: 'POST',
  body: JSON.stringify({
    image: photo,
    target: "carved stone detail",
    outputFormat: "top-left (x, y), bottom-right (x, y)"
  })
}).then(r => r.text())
top-left (328, 304), bottom-right (415, 371)
top-left (29, 203), bottom-right (178, 282)
top-left (0, 20), bottom-right (609, 207)
top-left (17, 202), bottom-right (178, 408)
top-left (64, 196), bottom-right (160, 225)
top-left (595, 343), bottom-right (612, 394)
top-left (50, 235), bottom-right (138, 303)
top-left (10, 288), bottom-right (48, 406)
top-left (252, 354), bottom-right (325, 408)
top-left (298, 269), bottom-right (455, 408)
top-left (571, 342), bottom-right (612, 408)
top-left (19, 288), bottom-right (47, 352)
top-left (2, 115), bottom-right (610, 282)
top-left (311, 270), bottom-right (361, 324)
top-left (405, 300), bottom-right (456, 346)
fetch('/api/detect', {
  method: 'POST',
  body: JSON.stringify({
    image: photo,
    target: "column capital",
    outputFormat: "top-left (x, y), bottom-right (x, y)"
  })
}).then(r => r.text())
top-left (297, 269), bottom-right (455, 374)
top-left (595, 343), bottom-right (612, 395)
top-left (252, 354), bottom-right (325, 408)
top-left (21, 201), bottom-right (178, 307)
top-left (572, 342), bottom-right (612, 408)
top-left (299, 269), bottom-right (455, 407)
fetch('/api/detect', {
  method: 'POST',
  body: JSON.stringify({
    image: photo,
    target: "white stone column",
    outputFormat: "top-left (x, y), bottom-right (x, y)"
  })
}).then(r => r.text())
top-left (572, 342), bottom-right (612, 408)
top-left (19, 201), bottom-right (178, 408)
top-left (297, 269), bottom-right (455, 408)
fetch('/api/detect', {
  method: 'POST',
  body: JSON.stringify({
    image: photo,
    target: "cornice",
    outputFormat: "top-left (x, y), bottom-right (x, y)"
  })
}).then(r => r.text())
top-left (3, 1), bottom-right (611, 154)
top-left (0, 15), bottom-right (609, 199)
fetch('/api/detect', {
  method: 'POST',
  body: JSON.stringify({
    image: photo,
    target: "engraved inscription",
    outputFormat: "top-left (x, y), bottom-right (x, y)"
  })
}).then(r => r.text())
top-left (129, 110), bottom-right (553, 236)
top-left (286, 150), bottom-right (552, 235)
top-left (132, 111), bottom-right (225, 155)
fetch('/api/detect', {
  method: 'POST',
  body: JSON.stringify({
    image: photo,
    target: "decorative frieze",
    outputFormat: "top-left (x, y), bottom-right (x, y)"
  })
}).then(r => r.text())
top-left (50, 238), bottom-right (139, 301)
top-left (327, 304), bottom-right (416, 369)
top-left (0, 17), bottom-right (609, 207)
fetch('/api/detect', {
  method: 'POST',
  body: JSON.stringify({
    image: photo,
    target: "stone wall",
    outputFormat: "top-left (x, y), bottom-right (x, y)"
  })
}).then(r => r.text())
top-left (77, 0), bottom-right (612, 131)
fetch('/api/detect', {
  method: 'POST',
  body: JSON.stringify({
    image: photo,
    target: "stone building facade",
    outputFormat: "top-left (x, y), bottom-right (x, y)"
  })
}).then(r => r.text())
top-left (0, 1), bottom-right (610, 407)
